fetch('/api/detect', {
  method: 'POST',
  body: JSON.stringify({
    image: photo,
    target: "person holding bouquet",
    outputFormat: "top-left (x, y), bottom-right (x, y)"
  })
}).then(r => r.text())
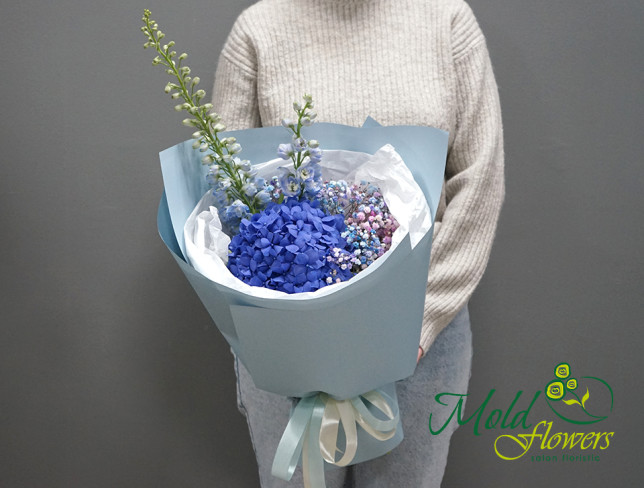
top-left (211, 0), bottom-right (504, 486)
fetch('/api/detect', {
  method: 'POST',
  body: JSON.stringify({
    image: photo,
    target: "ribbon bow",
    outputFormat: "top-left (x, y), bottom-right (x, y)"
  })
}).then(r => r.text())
top-left (271, 389), bottom-right (399, 488)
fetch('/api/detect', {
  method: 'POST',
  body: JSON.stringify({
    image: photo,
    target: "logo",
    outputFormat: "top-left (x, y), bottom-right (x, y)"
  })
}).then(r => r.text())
top-left (428, 362), bottom-right (614, 462)
top-left (544, 362), bottom-right (613, 425)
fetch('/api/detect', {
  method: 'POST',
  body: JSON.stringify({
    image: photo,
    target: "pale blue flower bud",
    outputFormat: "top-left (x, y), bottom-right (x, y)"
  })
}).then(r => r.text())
top-left (308, 147), bottom-right (322, 163)
top-left (303, 177), bottom-right (322, 197)
top-left (277, 143), bottom-right (294, 160)
top-left (299, 161), bottom-right (322, 181)
top-left (206, 166), bottom-right (220, 186)
top-left (292, 137), bottom-right (307, 152)
top-left (242, 183), bottom-right (258, 197)
top-left (255, 190), bottom-right (272, 206)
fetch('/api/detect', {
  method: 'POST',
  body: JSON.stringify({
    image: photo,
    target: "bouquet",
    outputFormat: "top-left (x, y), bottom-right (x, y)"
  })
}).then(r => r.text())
top-left (142, 10), bottom-right (448, 488)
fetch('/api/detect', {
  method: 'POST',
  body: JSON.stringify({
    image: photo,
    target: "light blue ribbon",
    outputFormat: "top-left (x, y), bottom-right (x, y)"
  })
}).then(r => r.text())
top-left (271, 389), bottom-right (399, 488)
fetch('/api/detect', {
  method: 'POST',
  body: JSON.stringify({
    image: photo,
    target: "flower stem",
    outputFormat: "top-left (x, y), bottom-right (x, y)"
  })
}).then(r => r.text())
top-left (141, 9), bottom-right (258, 214)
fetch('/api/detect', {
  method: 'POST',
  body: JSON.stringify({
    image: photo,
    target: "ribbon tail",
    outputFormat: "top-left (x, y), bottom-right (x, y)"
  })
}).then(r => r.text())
top-left (352, 390), bottom-right (399, 434)
top-left (330, 400), bottom-right (359, 467)
top-left (271, 396), bottom-right (317, 481)
top-left (318, 400), bottom-right (341, 464)
top-left (303, 396), bottom-right (327, 488)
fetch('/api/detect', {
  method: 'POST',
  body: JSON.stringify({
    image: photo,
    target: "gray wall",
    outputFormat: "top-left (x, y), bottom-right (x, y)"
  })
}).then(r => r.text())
top-left (1, 1), bottom-right (641, 486)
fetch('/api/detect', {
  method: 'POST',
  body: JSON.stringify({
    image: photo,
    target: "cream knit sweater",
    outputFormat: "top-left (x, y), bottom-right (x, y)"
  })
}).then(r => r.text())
top-left (212, 0), bottom-right (505, 356)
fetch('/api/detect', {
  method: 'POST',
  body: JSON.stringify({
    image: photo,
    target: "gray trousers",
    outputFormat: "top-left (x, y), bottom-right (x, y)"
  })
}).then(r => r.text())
top-left (234, 306), bottom-right (472, 488)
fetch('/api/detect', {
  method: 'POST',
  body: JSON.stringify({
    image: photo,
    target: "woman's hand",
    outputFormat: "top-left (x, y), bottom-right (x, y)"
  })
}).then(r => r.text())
top-left (417, 346), bottom-right (424, 364)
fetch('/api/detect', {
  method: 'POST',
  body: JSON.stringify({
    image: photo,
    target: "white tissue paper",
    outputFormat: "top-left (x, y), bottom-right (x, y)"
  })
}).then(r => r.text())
top-left (183, 144), bottom-right (431, 300)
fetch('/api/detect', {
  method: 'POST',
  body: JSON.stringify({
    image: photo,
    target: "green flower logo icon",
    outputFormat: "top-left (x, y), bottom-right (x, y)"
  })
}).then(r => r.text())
top-left (555, 363), bottom-right (570, 379)
top-left (544, 362), bottom-right (613, 425)
top-left (546, 380), bottom-right (565, 400)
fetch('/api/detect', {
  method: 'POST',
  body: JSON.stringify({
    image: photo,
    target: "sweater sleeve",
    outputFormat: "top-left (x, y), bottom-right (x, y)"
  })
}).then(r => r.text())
top-left (211, 13), bottom-right (261, 130)
top-left (420, 3), bottom-right (505, 356)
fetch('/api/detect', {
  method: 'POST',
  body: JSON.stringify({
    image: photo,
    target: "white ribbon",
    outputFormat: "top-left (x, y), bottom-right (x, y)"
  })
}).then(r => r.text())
top-left (272, 389), bottom-right (399, 488)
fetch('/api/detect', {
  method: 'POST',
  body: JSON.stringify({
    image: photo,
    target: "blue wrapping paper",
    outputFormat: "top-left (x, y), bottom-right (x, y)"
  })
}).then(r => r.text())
top-left (158, 122), bottom-right (447, 399)
top-left (157, 121), bottom-right (448, 478)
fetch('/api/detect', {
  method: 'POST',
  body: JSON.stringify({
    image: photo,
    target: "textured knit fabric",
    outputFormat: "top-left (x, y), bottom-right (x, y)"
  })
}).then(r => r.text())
top-left (211, 0), bottom-right (504, 355)
top-left (234, 306), bottom-right (472, 487)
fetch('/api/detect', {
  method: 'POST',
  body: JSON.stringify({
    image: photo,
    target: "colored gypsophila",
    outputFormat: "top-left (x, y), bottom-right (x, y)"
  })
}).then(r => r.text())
top-left (141, 10), bottom-right (270, 231)
top-left (227, 199), bottom-right (354, 293)
top-left (317, 181), bottom-right (400, 273)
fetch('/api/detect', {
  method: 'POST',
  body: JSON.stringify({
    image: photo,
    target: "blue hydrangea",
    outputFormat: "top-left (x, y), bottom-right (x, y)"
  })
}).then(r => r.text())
top-left (227, 199), bottom-right (353, 293)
